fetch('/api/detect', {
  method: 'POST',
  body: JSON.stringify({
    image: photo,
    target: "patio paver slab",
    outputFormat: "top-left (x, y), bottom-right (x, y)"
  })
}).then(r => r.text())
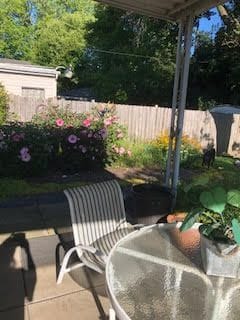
top-left (28, 289), bottom-right (110, 320)
top-left (22, 235), bottom-right (105, 302)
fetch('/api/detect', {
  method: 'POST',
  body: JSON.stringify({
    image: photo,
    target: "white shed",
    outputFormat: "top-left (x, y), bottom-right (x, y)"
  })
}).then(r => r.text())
top-left (0, 59), bottom-right (58, 99)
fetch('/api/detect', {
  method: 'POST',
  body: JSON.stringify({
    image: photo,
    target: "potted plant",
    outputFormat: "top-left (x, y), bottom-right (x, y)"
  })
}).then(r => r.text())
top-left (180, 186), bottom-right (240, 278)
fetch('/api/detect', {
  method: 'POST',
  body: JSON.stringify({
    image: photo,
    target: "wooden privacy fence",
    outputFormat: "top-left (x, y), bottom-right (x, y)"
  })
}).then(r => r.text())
top-left (8, 95), bottom-right (240, 157)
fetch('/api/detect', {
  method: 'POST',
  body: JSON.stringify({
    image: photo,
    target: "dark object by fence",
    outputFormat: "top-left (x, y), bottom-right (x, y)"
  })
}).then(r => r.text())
top-left (126, 184), bottom-right (173, 225)
top-left (202, 148), bottom-right (215, 169)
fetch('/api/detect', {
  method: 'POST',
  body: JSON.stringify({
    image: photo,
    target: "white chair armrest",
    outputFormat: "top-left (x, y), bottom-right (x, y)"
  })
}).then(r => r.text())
top-left (76, 244), bottom-right (107, 263)
top-left (132, 223), bottom-right (145, 229)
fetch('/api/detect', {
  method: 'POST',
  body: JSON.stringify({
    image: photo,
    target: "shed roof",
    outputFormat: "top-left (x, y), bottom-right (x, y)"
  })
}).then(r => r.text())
top-left (0, 58), bottom-right (57, 78)
top-left (97, 0), bottom-right (226, 20)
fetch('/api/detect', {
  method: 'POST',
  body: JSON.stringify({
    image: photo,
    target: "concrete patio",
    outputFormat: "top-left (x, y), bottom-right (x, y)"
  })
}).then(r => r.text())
top-left (0, 193), bottom-right (110, 320)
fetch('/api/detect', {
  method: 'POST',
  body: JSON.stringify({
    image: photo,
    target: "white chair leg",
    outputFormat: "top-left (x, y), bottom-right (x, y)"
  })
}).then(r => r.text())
top-left (57, 247), bottom-right (84, 284)
top-left (109, 308), bottom-right (116, 320)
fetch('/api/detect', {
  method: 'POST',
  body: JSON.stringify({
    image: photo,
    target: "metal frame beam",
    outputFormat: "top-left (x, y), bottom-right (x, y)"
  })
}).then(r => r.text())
top-left (165, 15), bottom-right (194, 208)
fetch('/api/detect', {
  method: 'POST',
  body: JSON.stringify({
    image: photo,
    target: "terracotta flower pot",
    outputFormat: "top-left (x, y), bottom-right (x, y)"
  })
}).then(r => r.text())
top-left (166, 212), bottom-right (187, 223)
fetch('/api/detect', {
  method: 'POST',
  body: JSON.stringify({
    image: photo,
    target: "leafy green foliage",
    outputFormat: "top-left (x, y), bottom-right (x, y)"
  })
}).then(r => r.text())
top-left (232, 218), bottom-right (240, 245)
top-left (179, 208), bottom-right (203, 232)
top-left (200, 187), bottom-right (227, 214)
top-left (112, 133), bottom-right (201, 169)
top-left (0, 0), bottom-right (34, 59)
top-left (0, 104), bottom-right (126, 177)
top-left (0, 83), bottom-right (8, 125)
top-left (228, 190), bottom-right (240, 208)
top-left (83, 6), bottom-right (177, 105)
top-left (181, 185), bottom-right (240, 244)
top-left (183, 175), bottom-right (209, 193)
top-left (189, 2), bottom-right (240, 106)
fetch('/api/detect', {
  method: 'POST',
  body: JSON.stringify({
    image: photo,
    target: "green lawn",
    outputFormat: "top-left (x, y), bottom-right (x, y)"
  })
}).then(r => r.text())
top-left (0, 176), bottom-right (135, 200)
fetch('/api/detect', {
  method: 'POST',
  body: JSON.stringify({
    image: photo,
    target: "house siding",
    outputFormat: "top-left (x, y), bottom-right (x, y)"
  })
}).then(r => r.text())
top-left (0, 72), bottom-right (57, 98)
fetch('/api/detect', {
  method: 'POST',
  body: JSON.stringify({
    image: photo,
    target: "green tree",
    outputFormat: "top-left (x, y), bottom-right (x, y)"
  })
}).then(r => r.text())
top-left (0, 0), bottom-right (95, 75)
top-left (215, 2), bottom-right (240, 104)
top-left (30, 0), bottom-right (95, 68)
top-left (82, 6), bottom-right (177, 105)
top-left (0, 0), bottom-right (34, 59)
top-left (189, 2), bottom-right (240, 107)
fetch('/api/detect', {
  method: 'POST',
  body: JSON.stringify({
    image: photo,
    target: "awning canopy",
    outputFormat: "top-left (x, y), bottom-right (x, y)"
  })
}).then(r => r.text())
top-left (97, 0), bottom-right (226, 21)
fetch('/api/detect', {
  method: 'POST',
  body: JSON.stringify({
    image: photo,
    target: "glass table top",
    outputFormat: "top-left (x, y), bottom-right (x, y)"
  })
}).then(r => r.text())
top-left (106, 224), bottom-right (240, 320)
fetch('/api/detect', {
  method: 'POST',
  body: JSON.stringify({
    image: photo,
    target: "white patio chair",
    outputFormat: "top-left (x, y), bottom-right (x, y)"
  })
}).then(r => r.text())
top-left (57, 179), bottom-right (139, 285)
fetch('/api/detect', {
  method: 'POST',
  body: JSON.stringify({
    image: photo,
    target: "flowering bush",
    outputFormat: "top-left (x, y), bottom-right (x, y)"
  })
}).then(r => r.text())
top-left (0, 103), bottom-right (127, 177)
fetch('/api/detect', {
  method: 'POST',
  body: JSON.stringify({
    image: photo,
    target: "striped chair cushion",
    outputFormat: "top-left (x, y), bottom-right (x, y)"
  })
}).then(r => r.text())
top-left (64, 180), bottom-right (133, 270)
top-left (83, 226), bottom-right (134, 271)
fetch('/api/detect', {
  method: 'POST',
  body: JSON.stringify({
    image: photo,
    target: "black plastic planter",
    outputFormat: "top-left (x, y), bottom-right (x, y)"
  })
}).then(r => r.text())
top-left (130, 184), bottom-right (173, 225)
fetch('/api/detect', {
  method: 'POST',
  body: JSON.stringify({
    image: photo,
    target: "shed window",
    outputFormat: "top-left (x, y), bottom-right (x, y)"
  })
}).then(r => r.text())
top-left (22, 87), bottom-right (45, 99)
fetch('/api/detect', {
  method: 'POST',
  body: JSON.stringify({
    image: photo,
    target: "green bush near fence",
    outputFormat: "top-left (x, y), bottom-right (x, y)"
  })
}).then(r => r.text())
top-left (0, 83), bottom-right (9, 125)
top-left (0, 104), bottom-right (128, 177)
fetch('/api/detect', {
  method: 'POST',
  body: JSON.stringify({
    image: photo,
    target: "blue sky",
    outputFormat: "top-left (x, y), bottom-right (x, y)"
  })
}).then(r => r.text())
top-left (198, 8), bottom-right (222, 33)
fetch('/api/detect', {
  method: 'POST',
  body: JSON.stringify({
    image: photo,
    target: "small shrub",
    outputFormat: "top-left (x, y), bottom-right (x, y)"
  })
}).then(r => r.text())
top-left (197, 97), bottom-right (217, 111)
top-left (0, 83), bottom-right (9, 125)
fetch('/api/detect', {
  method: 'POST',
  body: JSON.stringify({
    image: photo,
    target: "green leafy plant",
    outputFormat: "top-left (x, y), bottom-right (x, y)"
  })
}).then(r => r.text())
top-left (0, 83), bottom-right (9, 125)
top-left (180, 186), bottom-right (240, 245)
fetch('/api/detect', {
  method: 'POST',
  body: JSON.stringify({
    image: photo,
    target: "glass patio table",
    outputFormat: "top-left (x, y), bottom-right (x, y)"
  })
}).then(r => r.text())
top-left (106, 224), bottom-right (240, 320)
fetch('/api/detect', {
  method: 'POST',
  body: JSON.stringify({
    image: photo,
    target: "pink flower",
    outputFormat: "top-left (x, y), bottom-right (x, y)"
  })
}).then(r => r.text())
top-left (56, 118), bottom-right (64, 127)
top-left (20, 147), bottom-right (29, 155)
top-left (104, 118), bottom-right (112, 126)
top-left (68, 134), bottom-right (77, 144)
top-left (83, 118), bottom-right (92, 127)
top-left (21, 153), bottom-right (31, 162)
top-left (127, 150), bottom-right (132, 157)
top-left (119, 147), bottom-right (125, 155)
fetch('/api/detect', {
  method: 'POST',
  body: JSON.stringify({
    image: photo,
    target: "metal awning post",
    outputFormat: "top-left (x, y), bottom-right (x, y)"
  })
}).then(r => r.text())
top-left (165, 22), bottom-right (184, 188)
top-left (171, 15), bottom-right (194, 207)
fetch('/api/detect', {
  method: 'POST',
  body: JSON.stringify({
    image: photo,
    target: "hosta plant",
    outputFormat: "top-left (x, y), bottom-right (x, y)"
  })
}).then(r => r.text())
top-left (180, 187), bottom-right (240, 245)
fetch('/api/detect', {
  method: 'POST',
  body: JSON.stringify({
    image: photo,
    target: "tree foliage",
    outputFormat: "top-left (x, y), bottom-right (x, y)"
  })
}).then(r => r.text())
top-left (0, 0), bottom-right (95, 66)
top-left (189, 1), bottom-right (240, 107)
top-left (82, 6), bottom-right (177, 104)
